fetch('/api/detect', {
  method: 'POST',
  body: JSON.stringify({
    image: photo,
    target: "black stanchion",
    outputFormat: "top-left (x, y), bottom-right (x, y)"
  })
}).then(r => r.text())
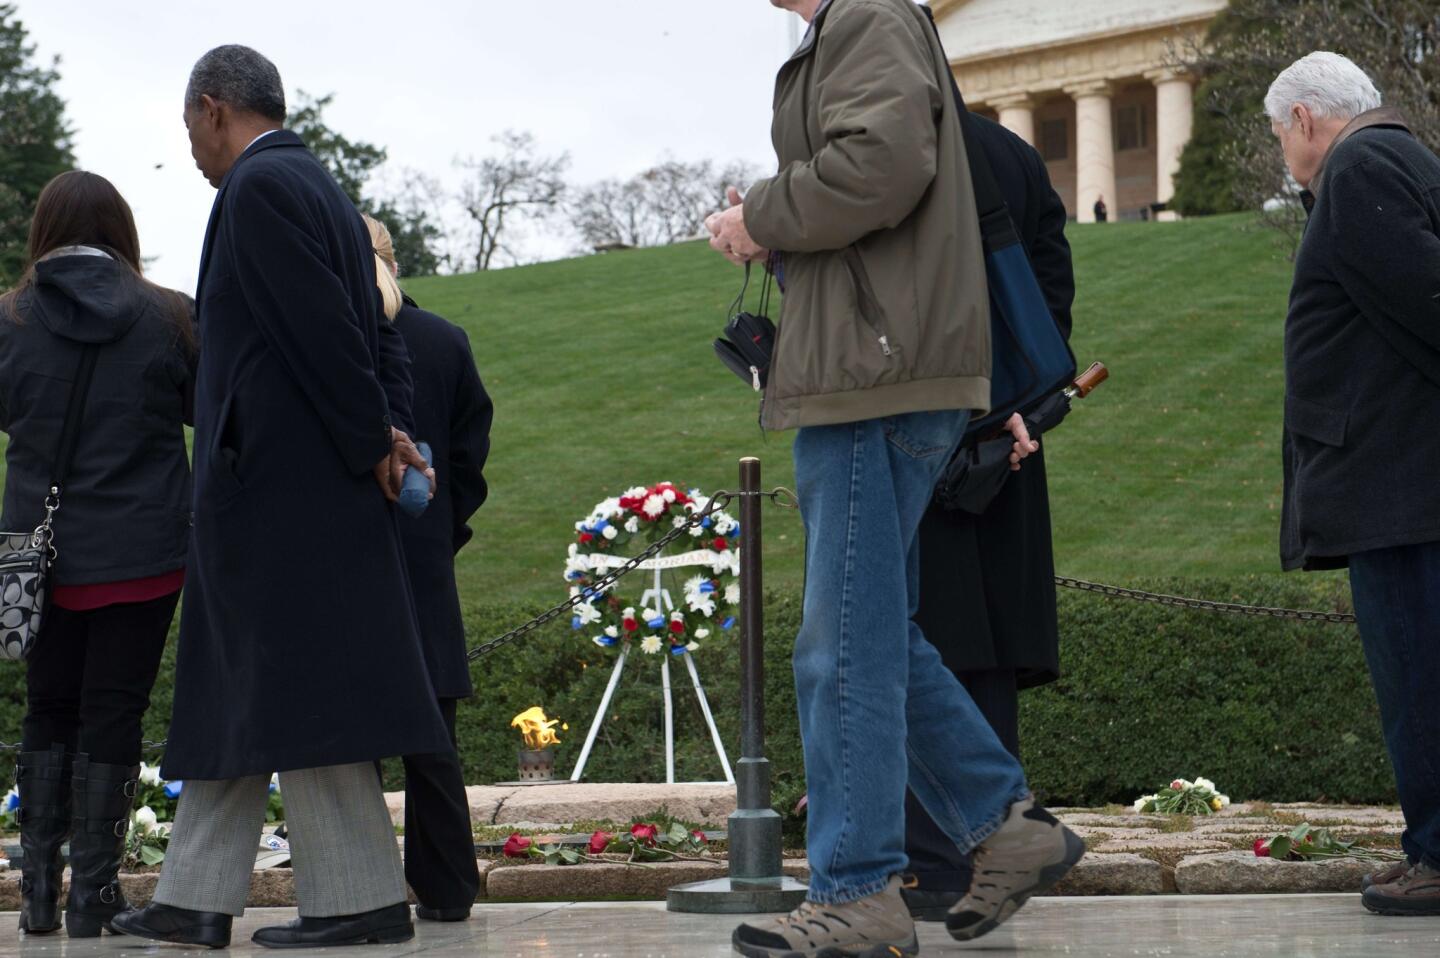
top-left (667, 456), bottom-right (808, 914)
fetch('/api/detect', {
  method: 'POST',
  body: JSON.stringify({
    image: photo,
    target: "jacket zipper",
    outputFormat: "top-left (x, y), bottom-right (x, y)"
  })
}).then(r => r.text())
top-left (842, 248), bottom-right (892, 356)
top-left (0, 556), bottom-right (41, 573)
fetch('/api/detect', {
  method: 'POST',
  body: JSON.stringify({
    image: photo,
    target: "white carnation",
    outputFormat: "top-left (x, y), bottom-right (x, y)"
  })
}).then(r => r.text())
top-left (575, 603), bottom-right (602, 626)
top-left (640, 635), bottom-right (663, 655)
top-left (133, 806), bottom-right (158, 833)
top-left (725, 583), bottom-right (741, 605)
top-left (694, 628), bottom-right (711, 639)
top-left (643, 495), bottom-right (666, 518)
top-left (602, 525), bottom-right (618, 540)
top-left (624, 516), bottom-right (640, 534)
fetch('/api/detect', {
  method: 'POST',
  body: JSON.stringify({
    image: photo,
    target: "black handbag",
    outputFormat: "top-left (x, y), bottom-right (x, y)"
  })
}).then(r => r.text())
top-left (713, 262), bottom-right (777, 392)
top-left (0, 345), bottom-right (100, 660)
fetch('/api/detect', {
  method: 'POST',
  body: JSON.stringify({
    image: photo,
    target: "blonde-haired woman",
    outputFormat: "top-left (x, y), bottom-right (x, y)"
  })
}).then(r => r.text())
top-left (363, 214), bottom-right (492, 921)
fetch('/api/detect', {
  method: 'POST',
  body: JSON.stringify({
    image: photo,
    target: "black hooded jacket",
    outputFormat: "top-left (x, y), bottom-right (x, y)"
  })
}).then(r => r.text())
top-left (0, 249), bottom-right (196, 585)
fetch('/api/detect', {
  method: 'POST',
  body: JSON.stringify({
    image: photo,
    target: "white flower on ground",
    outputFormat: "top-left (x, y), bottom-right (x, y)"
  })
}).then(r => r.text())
top-left (643, 495), bottom-right (666, 518)
top-left (602, 525), bottom-right (618, 541)
top-left (133, 806), bottom-right (158, 834)
top-left (1194, 777), bottom-right (1216, 793)
top-left (1133, 795), bottom-right (1157, 813)
top-left (640, 635), bottom-right (663, 655)
top-left (1170, 779), bottom-right (1189, 791)
top-left (575, 603), bottom-right (602, 626)
top-left (624, 516), bottom-right (640, 534)
top-left (1217, 794), bottom-right (1231, 808)
top-left (725, 583), bottom-right (741, 605)
top-left (138, 763), bottom-right (163, 787)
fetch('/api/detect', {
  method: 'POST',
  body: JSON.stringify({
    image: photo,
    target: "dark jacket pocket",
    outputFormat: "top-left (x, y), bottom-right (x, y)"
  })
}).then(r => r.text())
top-left (1285, 394), bottom-right (1349, 447)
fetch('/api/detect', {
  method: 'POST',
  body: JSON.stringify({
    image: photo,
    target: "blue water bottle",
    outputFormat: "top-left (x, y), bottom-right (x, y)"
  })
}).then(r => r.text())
top-left (397, 442), bottom-right (433, 518)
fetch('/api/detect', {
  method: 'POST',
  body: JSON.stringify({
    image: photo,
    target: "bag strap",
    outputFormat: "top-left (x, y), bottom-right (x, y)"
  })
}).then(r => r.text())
top-left (919, 5), bottom-right (1021, 255)
top-left (49, 345), bottom-right (101, 497)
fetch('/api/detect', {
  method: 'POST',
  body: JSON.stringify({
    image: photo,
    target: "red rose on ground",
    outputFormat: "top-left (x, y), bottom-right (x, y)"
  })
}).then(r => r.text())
top-left (691, 829), bottom-right (707, 843)
top-left (713, 538), bottom-right (728, 551)
top-left (588, 830), bottom-right (613, 855)
top-left (1253, 838), bottom-right (1271, 858)
top-left (630, 823), bottom-right (658, 846)
top-left (503, 834), bottom-right (532, 858)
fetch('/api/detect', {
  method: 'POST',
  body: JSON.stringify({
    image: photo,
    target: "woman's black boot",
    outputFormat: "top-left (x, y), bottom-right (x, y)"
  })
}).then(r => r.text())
top-left (16, 744), bottom-right (72, 934)
top-left (64, 755), bottom-right (138, 938)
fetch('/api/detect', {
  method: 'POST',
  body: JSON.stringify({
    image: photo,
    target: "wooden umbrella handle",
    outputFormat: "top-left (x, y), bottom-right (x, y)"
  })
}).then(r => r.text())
top-left (1070, 362), bottom-right (1109, 398)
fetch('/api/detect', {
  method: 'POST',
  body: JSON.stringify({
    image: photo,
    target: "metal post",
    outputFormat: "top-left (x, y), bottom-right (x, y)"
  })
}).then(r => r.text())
top-left (667, 457), bottom-right (808, 913)
top-left (661, 652), bottom-right (675, 785)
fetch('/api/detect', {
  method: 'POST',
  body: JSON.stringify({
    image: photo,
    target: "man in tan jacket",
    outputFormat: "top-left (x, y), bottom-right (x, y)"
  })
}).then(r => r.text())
top-left (707, 2), bottom-right (1083, 955)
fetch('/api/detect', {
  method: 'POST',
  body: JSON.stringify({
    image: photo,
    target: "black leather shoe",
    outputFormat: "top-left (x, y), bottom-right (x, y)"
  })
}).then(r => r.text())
top-left (415, 905), bottom-right (471, 922)
top-left (110, 903), bottom-right (232, 949)
top-left (900, 884), bottom-right (962, 922)
top-left (252, 903), bottom-right (414, 949)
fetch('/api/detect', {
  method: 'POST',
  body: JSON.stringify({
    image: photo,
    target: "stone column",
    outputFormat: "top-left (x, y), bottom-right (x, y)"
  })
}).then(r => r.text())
top-left (1149, 68), bottom-right (1194, 220)
top-left (990, 93), bottom-right (1037, 146)
top-left (1067, 81), bottom-right (1116, 224)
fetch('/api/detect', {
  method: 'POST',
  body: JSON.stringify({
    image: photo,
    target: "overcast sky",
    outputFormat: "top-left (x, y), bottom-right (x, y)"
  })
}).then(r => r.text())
top-left (14, 0), bottom-right (826, 293)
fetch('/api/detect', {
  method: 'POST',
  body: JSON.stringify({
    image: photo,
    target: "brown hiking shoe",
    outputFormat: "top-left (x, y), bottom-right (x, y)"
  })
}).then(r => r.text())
top-left (946, 797), bottom-right (1086, 942)
top-left (731, 877), bottom-right (918, 958)
top-left (1362, 862), bottom-right (1440, 916)
top-left (1361, 859), bottom-right (1414, 892)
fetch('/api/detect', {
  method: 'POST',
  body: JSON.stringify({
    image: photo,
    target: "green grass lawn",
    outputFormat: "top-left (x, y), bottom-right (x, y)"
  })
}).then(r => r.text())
top-left (0, 214), bottom-right (1313, 619)
top-left (404, 212), bottom-right (1312, 616)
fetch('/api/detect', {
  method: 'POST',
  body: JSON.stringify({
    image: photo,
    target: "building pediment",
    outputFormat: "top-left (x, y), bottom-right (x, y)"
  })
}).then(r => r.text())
top-left (932, 0), bottom-right (1225, 63)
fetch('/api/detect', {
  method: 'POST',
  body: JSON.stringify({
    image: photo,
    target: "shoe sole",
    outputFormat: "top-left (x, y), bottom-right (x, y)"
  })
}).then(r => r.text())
top-left (731, 930), bottom-right (920, 958)
top-left (1361, 897), bottom-right (1440, 917)
top-left (109, 920), bottom-right (230, 950)
top-left (253, 924), bottom-right (416, 949)
top-left (947, 827), bottom-right (1087, 942)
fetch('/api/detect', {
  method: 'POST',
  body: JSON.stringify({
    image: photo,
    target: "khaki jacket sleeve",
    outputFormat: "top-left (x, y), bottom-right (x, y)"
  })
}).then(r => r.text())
top-left (745, 0), bottom-right (941, 253)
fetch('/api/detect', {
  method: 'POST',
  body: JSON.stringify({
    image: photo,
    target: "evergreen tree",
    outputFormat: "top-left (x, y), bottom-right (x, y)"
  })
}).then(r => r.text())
top-left (0, 3), bottom-right (75, 286)
top-left (286, 91), bottom-right (444, 277)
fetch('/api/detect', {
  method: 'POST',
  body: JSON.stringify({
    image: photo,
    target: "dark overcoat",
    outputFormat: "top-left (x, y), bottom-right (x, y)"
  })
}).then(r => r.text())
top-left (1281, 111), bottom-right (1440, 570)
top-left (913, 115), bottom-right (1074, 689)
top-left (392, 298), bottom-right (493, 700)
top-left (161, 131), bottom-right (450, 779)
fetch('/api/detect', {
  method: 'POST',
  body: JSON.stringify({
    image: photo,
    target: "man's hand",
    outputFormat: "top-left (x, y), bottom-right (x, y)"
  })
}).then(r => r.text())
top-left (373, 427), bottom-right (437, 502)
top-left (706, 186), bottom-right (768, 267)
top-left (1003, 413), bottom-right (1039, 471)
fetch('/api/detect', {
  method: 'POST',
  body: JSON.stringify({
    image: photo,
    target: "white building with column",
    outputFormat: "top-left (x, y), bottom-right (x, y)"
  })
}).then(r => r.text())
top-left (930, 0), bottom-right (1225, 222)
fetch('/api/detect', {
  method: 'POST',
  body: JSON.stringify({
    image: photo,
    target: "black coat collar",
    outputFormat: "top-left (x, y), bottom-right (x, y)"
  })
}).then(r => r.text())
top-left (196, 130), bottom-right (306, 296)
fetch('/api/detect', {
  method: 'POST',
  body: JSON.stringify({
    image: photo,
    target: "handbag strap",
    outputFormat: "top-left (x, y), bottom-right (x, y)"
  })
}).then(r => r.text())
top-left (47, 345), bottom-right (100, 500)
top-left (919, 5), bottom-right (1021, 256)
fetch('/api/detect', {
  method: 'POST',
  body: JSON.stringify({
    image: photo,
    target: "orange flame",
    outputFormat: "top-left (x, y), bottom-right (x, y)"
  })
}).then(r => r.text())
top-left (511, 707), bottom-right (561, 750)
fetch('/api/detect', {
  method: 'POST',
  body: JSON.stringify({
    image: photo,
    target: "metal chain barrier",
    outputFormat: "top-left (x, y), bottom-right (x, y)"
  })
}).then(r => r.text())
top-left (0, 492), bottom-right (1352, 757)
top-left (1054, 576), bottom-right (1357, 623)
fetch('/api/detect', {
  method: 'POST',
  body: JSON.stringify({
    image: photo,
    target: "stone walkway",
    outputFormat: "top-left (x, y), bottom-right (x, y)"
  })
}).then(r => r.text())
top-left (2, 896), bottom-right (1436, 956)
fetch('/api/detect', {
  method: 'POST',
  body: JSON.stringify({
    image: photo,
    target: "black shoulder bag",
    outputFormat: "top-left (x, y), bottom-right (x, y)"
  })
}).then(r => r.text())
top-left (0, 345), bottom-right (101, 660)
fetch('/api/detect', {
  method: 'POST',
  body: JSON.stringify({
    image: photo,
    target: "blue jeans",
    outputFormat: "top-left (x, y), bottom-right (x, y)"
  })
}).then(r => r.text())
top-left (792, 410), bottom-right (1031, 904)
top-left (1349, 541), bottom-right (1440, 870)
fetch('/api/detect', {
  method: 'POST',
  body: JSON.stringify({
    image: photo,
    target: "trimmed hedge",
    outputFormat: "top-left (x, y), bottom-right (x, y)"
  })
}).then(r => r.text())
top-left (0, 576), bottom-right (1393, 814)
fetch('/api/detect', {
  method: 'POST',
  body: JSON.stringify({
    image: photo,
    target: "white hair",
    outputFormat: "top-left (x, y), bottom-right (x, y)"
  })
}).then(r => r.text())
top-left (1265, 52), bottom-right (1382, 128)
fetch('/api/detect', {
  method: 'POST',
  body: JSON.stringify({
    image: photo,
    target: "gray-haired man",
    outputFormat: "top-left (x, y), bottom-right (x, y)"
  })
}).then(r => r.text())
top-left (1269, 50), bottom-right (1440, 916)
top-left (113, 45), bottom-right (449, 948)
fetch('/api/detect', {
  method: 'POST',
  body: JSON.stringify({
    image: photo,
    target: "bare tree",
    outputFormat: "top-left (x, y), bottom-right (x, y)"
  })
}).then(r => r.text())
top-left (570, 158), bottom-right (763, 250)
top-left (456, 130), bottom-right (569, 271)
